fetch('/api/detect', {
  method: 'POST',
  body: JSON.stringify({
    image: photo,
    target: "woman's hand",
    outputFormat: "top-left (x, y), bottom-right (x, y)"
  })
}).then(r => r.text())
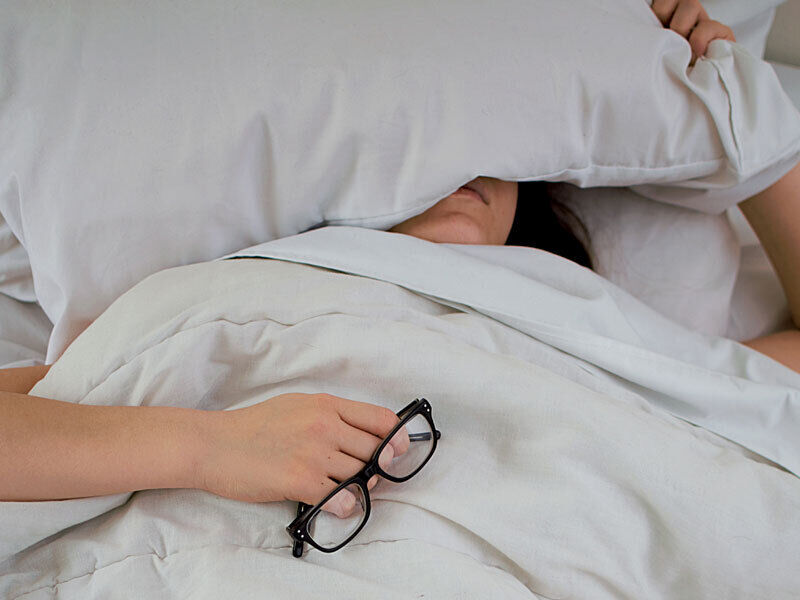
top-left (651, 0), bottom-right (736, 66)
top-left (196, 393), bottom-right (406, 517)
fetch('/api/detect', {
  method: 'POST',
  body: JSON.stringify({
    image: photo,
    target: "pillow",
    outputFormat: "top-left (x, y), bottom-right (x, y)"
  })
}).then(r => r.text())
top-left (552, 183), bottom-right (740, 337)
top-left (1, 1), bottom-right (799, 362)
top-left (0, 214), bottom-right (36, 303)
top-left (0, 293), bottom-right (50, 369)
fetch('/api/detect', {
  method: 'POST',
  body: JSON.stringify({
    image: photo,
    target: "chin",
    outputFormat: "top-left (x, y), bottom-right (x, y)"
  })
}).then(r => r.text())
top-left (433, 230), bottom-right (490, 245)
top-left (436, 216), bottom-right (491, 244)
top-left (392, 212), bottom-right (494, 245)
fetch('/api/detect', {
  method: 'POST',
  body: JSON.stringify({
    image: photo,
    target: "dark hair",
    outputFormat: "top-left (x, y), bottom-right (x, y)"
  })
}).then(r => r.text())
top-left (505, 181), bottom-right (593, 270)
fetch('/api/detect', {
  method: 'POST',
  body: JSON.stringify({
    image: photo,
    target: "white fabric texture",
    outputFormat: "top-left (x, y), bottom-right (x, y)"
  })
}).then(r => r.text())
top-left (724, 7), bottom-right (776, 59)
top-left (0, 209), bottom-right (50, 366)
top-left (2, 0), bottom-right (800, 363)
top-left (2, 228), bottom-right (799, 598)
top-left (551, 183), bottom-right (741, 337)
top-left (0, 293), bottom-right (50, 369)
top-left (726, 243), bottom-right (792, 341)
top-left (0, 215), bottom-right (35, 304)
top-left (772, 61), bottom-right (800, 120)
top-left (701, 0), bottom-right (785, 26)
top-left (700, 0), bottom-right (784, 57)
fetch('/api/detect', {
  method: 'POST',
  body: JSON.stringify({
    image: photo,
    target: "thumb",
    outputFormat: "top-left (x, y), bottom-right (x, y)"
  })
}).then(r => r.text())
top-left (378, 442), bottom-right (395, 472)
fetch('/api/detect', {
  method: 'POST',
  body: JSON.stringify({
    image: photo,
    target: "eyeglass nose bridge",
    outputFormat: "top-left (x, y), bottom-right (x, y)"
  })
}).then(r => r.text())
top-left (362, 462), bottom-right (380, 480)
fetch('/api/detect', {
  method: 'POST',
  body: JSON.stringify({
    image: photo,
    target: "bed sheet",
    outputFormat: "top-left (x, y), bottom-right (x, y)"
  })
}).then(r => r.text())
top-left (2, 227), bottom-right (799, 599)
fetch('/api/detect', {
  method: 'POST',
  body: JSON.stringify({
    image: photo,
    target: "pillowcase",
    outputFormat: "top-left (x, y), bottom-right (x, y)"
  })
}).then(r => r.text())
top-left (0, 214), bottom-right (36, 303)
top-left (1, 0), bottom-right (799, 362)
top-left (553, 183), bottom-right (740, 337)
top-left (0, 293), bottom-right (50, 369)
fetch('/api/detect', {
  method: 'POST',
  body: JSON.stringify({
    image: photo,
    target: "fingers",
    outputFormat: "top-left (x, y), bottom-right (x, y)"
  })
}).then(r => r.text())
top-left (688, 20), bottom-right (736, 62)
top-left (651, 0), bottom-right (735, 66)
top-left (651, 0), bottom-right (679, 26)
top-left (320, 485), bottom-right (358, 519)
top-left (295, 454), bottom-right (364, 517)
top-left (336, 419), bottom-right (410, 466)
top-left (287, 394), bottom-right (409, 518)
top-left (325, 394), bottom-right (400, 439)
top-left (386, 423), bottom-right (410, 457)
top-left (323, 451), bottom-right (367, 484)
top-left (336, 422), bottom-right (385, 462)
top-left (378, 442), bottom-right (394, 472)
top-left (295, 474), bottom-right (342, 511)
top-left (668, 0), bottom-right (705, 38)
top-left (652, 0), bottom-right (708, 28)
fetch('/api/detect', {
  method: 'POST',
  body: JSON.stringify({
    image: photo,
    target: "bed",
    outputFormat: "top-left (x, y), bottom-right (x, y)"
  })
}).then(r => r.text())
top-left (2, 1), bottom-right (800, 598)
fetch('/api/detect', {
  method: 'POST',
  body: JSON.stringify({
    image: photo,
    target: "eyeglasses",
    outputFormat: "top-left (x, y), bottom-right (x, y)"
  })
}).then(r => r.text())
top-left (286, 398), bottom-right (441, 557)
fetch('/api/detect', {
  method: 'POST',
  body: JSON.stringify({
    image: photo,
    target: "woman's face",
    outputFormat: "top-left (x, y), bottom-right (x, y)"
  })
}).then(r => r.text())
top-left (389, 177), bottom-right (517, 245)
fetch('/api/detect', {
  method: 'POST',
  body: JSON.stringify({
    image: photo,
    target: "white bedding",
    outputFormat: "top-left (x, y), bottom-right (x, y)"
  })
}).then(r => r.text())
top-left (2, 228), bottom-right (799, 599)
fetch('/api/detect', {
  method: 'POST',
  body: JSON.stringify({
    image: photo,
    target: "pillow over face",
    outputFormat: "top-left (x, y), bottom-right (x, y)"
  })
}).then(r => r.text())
top-left (1, 0), bottom-right (799, 361)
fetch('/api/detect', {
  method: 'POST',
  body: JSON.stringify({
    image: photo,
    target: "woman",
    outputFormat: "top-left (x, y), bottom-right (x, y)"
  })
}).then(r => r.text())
top-left (1, 0), bottom-right (792, 516)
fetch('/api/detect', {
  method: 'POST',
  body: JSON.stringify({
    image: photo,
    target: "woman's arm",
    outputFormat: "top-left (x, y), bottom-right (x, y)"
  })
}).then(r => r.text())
top-left (742, 330), bottom-right (800, 374)
top-left (739, 160), bottom-right (800, 371)
top-left (0, 391), bottom-right (206, 500)
top-left (0, 367), bottom-right (190, 503)
top-left (0, 384), bottom-right (398, 517)
top-left (0, 365), bottom-right (51, 394)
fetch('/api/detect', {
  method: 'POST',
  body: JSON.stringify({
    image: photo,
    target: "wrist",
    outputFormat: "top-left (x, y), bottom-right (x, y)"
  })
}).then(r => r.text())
top-left (167, 407), bottom-right (224, 491)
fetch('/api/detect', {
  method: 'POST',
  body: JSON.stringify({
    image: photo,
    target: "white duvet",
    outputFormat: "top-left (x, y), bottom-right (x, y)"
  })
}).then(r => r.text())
top-left (2, 227), bottom-right (800, 599)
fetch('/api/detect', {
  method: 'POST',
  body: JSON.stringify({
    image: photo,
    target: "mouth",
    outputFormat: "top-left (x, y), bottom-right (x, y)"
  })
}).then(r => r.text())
top-left (455, 182), bottom-right (488, 204)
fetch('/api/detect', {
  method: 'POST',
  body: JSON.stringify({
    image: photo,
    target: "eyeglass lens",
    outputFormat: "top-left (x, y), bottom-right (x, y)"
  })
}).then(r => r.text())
top-left (379, 413), bottom-right (435, 479)
top-left (312, 483), bottom-right (368, 549)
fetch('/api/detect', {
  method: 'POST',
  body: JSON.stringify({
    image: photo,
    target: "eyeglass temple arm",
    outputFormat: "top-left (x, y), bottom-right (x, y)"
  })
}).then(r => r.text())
top-left (408, 430), bottom-right (441, 442)
top-left (292, 502), bottom-right (310, 558)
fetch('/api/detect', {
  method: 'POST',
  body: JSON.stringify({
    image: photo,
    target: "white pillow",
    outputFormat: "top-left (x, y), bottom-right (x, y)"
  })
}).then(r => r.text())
top-left (552, 183), bottom-right (740, 337)
top-left (0, 293), bottom-right (50, 369)
top-left (1, 1), bottom-right (799, 362)
top-left (0, 214), bottom-right (36, 303)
